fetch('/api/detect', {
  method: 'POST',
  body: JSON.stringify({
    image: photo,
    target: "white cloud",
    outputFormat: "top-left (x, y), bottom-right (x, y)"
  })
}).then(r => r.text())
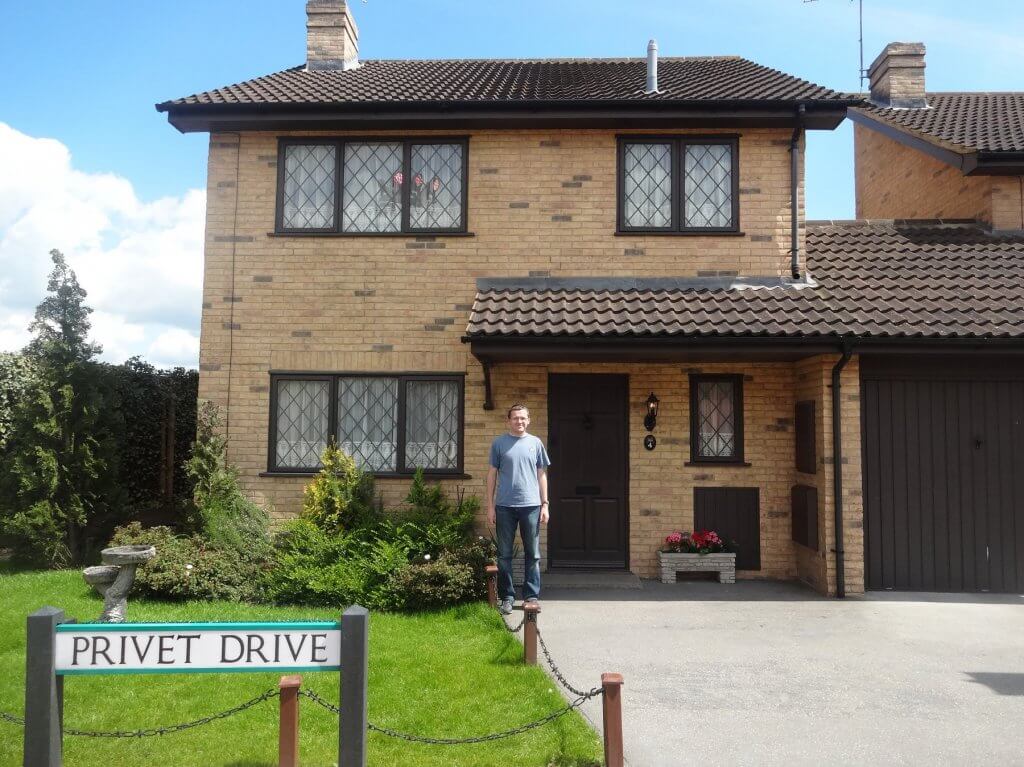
top-left (0, 122), bottom-right (204, 368)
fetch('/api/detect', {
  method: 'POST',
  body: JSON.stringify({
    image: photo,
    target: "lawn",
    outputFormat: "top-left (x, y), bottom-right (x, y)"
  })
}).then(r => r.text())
top-left (0, 566), bottom-right (602, 766)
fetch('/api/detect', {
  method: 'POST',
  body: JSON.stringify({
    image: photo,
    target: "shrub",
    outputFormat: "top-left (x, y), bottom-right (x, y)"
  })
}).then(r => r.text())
top-left (386, 556), bottom-right (476, 611)
top-left (109, 522), bottom-right (267, 602)
top-left (301, 445), bottom-right (377, 533)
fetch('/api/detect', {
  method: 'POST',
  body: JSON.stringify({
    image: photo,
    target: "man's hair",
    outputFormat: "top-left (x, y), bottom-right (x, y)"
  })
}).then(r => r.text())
top-left (506, 403), bottom-right (530, 419)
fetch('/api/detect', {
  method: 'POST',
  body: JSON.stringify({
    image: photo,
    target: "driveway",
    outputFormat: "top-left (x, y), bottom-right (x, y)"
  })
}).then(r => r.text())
top-left (536, 581), bottom-right (1024, 766)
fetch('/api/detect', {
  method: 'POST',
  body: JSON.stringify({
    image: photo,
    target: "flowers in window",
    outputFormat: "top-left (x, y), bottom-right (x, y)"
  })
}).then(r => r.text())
top-left (662, 529), bottom-right (731, 554)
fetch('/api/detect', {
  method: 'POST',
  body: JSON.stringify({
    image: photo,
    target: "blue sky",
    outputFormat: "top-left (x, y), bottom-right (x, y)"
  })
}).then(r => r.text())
top-left (1, 0), bottom-right (1021, 365)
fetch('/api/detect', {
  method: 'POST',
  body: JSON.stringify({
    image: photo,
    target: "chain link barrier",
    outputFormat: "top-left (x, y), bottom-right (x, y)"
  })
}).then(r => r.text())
top-left (498, 610), bottom-right (526, 633)
top-left (1, 688), bottom-right (279, 738)
top-left (535, 625), bottom-right (601, 699)
top-left (301, 687), bottom-right (600, 745)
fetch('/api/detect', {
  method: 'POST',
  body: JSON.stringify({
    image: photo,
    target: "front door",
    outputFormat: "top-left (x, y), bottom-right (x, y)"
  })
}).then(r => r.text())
top-left (547, 374), bottom-right (628, 568)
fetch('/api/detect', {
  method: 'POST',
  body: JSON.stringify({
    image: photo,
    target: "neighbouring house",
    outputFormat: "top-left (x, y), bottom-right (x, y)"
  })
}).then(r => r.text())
top-left (157, 2), bottom-right (1024, 597)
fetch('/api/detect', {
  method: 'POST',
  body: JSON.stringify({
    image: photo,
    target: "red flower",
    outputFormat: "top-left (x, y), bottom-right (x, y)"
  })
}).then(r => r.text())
top-left (393, 171), bottom-right (404, 185)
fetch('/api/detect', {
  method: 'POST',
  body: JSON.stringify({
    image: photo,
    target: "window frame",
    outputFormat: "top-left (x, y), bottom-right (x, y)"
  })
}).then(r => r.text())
top-left (688, 373), bottom-right (745, 464)
top-left (616, 135), bottom-right (740, 235)
top-left (275, 137), bottom-right (470, 236)
top-left (267, 372), bottom-right (465, 476)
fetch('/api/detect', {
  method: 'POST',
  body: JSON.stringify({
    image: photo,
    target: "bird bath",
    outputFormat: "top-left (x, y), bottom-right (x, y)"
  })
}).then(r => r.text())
top-left (82, 545), bottom-right (156, 622)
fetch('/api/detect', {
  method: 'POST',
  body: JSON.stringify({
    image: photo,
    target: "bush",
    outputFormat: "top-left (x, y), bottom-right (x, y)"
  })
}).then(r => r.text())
top-left (301, 445), bottom-right (377, 533)
top-left (109, 523), bottom-right (267, 602)
top-left (386, 556), bottom-right (476, 611)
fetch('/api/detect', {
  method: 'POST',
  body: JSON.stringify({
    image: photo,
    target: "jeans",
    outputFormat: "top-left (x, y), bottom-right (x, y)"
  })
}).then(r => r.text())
top-left (495, 505), bottom-right (541, 601)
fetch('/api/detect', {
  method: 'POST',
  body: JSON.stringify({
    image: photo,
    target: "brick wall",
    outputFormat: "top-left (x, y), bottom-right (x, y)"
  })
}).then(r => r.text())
top-left (992, 177), bottom-right (1024, 231)
top-left (854, 123), bottom-right (991, 222)
top-left (196, 125), bottom-right (828, 582)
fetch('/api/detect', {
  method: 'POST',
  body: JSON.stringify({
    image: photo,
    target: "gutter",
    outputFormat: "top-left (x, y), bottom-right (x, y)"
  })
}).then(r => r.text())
top-left (790, 104), bottom-right (806, 279)
top-left (831, 338), bottom-right (854, 598)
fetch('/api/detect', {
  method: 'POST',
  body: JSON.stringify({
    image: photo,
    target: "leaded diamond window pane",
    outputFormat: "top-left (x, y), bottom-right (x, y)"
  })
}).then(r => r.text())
top-left (282, 144), bottom-right (337, 229)
top-left (338, 377), bottom-right (398, 472)
top-left (697, 381), bottom-right (736, 458)
top-left (684, 144), bottom-right (733, 228)
top-left (276, 379), bottom-right (330, 468)
top-left (342, 143), bottom-right (403, 232)
top-left (409, 144), bottom-right (464, 230)
top-left (623, 143), bottom-right (672, 228)
top-left (405, 380), bottom-right (460, 470)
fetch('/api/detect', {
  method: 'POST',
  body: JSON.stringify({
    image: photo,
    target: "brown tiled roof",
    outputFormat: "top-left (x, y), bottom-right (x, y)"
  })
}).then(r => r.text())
top-left (854, 93), bottom-right (1024, 154)
top-left (158, 57), bottom-right (853, 110)
top-left (465, 222), bottom-right (1024, 340)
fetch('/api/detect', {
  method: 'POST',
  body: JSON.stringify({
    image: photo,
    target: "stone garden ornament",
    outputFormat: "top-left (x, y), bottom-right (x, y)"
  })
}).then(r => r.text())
top-left (81, 545), bottom-right (156, 622)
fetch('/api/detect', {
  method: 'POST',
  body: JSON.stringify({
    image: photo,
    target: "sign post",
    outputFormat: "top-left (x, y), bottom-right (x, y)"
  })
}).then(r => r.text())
top-left (340, 605), bottom-right (368, 767)
top-left (24, 607), bottom-right (67, 767)
top-left (23, 606), bottom-right (369, 767)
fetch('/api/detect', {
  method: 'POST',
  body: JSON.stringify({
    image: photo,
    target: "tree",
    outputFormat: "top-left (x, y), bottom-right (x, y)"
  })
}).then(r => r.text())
top-left (0, 250), bottom-right (124, 566)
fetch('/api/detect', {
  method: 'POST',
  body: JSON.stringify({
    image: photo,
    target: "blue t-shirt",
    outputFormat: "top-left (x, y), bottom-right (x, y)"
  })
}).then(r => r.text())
top-left (489, 433), bottom-right (551, 508)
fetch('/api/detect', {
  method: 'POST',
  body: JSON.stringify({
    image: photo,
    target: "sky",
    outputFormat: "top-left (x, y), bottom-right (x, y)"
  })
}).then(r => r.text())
top-left (1, 0), bottom-right (1021, 368)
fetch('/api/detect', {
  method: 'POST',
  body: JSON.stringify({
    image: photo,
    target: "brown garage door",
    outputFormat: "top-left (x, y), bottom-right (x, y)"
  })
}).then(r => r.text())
top-left (862, 357), bottom-right (1024, 592)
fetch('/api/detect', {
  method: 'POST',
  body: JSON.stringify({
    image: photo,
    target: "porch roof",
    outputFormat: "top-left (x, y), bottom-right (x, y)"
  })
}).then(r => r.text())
top-left (464, 221), bottom-right (1024, 361)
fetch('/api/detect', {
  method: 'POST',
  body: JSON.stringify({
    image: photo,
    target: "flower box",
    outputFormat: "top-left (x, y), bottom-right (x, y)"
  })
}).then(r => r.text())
top-left (658, 551), bottom-right (736, 584)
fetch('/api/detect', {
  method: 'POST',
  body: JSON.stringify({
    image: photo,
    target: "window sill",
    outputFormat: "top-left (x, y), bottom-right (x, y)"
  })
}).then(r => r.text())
top-left (615, 230), bottom-right (745, 237)
top-left (684, 461), bottom-right (752, 468)
top-left (260, 471), bottom-right (473, 479)
top-left (267, 231), bottom-right (475, 238)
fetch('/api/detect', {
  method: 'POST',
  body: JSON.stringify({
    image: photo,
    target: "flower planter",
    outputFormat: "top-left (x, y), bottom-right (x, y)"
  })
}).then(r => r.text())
top-left (658, 551), bottom-right (736, 584)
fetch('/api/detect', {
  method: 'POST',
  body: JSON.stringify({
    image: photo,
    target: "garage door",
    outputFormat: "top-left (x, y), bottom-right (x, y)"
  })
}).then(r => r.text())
top-left (862, 357), bottom-right (1024, 592)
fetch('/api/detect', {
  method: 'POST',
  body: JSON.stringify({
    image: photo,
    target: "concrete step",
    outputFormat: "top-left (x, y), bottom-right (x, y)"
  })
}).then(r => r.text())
top-left (543, 570), bottom-right (642, 589)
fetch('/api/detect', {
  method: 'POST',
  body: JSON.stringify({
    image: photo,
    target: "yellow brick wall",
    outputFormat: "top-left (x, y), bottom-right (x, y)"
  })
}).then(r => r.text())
top-left (991, 177), bottom-right (1024, 230)
top-left (196, 125), bottom-right (836, 584)
top-left (854, 123), bottom-right (992, 222)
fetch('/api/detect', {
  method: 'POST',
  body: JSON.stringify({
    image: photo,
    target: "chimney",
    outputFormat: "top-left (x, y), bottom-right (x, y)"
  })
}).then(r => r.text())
top-left (306, 0), bottom-right (359, 71)
top-left (646, 39), bottom-right (659, 94)
top-left (868, 42), bottom-right (927, 108)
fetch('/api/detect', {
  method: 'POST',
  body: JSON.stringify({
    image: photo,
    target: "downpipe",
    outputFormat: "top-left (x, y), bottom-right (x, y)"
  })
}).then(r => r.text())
top-left (831, 339), bottom-right (853, 598)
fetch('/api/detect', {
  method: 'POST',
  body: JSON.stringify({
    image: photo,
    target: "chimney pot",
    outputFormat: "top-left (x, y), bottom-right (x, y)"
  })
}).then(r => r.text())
top-left (868, 42), bottom-right (926, 108)
top-left (646, 39), bottom-right (659, 94)
top-left (306, 0), bottom-right (359, 71)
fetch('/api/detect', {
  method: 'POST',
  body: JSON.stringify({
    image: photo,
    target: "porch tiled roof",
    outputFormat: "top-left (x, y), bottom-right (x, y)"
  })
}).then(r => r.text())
top-left (465, 221), bottom-right (1024, 340)
top-left (158, 57), bottom-right (854, 110)
top-left (853, 93), bottom-right (1024, 154)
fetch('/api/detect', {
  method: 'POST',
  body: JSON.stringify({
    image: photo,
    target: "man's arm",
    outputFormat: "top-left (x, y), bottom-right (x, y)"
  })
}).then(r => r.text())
top-left (538, 467), bottom-right (549, 524)
top-left (486, 466), bottom-right (498, 526)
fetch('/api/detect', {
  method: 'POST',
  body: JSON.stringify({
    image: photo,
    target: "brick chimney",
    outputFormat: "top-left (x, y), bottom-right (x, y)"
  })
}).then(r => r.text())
top-left (306, 0), bottom-right (359, 71)
top-left (868, 42), bottom-right (927, 108)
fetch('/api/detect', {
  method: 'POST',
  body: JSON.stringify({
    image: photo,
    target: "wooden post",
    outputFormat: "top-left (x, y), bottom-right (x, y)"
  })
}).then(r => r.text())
top-left (278, 674), bottom-right (301, 767)
top-left (601, 672), bottom-right (624, 767)
top-left (523, 603), bottom-right (539, 665)
top-left (485, 565), bottom-right (498, 608)
top-left (340, 606), bottom-right (369, 767)
top-left (24, 607), bottom-right (66, 767)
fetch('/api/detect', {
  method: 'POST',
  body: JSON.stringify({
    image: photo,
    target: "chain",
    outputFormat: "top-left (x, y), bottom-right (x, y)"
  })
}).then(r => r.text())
top-left (367, 691), bottom-right (601, 745)
top-left (535, 626), bottom-right (600, 699)
top-left (299, 688), bottom-right (340, 715)
top-left (1, 711), bottom-right (25, 726)
top-left (61, 688), bottom-right (279, 738)
top-left (499, 610), bottom-right (526, 633)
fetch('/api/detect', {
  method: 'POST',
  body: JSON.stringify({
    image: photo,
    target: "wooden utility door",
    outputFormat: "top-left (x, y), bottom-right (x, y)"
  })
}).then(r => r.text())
top-left (862, 358), bottom-right (1024, 592)
top-left (547, 374), bottom-right (629, 568)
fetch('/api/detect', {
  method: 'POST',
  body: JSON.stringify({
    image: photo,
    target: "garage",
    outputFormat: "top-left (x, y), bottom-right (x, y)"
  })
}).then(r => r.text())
top-left (861, 357), bottom-right (1024, 592)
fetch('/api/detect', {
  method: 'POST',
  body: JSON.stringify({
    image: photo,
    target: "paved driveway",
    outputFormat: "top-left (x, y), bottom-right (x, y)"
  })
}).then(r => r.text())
top-left (536, 581), bottom-right (1024, 766)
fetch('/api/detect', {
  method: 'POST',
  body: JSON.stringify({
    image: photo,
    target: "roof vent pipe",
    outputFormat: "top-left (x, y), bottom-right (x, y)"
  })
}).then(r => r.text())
top-left (646, 39), bottom-right (659, 94)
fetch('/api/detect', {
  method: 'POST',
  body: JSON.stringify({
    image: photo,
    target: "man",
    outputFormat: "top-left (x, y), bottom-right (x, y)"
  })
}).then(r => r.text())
top-left (487, 403), bottom-right (551, 615)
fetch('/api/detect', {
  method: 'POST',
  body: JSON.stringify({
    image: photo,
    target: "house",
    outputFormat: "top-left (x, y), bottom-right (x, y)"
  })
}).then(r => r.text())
top-left (157, 2), bottom-right (1024, 597)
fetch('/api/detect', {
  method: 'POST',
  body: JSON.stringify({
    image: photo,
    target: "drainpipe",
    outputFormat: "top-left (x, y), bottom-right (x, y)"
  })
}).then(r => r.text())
top-left (789, 104), bottom-right (806, 279)
top-left (831, 338), bottom-right (853, 598)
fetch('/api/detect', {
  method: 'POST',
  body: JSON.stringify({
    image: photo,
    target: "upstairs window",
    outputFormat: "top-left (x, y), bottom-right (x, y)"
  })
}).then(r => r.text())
top-left (277, 138), bottom-right (467, 234)
top-left (618, 137), bottom-right (739, 233)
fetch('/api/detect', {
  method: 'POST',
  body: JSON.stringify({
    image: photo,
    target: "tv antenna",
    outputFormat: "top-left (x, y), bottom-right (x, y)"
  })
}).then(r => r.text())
top-left (804, 0), bottom-right (867, 91)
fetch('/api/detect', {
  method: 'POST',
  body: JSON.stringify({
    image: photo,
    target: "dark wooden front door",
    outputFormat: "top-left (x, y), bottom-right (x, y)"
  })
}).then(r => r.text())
top-left (548, 374), bottom-right (629, 568)
top-left (862, 357), bottom-right (1024, 593)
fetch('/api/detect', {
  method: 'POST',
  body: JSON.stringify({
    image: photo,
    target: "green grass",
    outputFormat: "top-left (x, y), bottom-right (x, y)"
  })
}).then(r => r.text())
top-left (0, 568), bottom-right (602, 766)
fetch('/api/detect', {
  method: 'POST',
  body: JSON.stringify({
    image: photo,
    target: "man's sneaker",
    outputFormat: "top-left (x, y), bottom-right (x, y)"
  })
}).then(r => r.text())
top-left (524, 598), bottom-right (541, 613)
top-left (499, 598), bottom-right (514, 615)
